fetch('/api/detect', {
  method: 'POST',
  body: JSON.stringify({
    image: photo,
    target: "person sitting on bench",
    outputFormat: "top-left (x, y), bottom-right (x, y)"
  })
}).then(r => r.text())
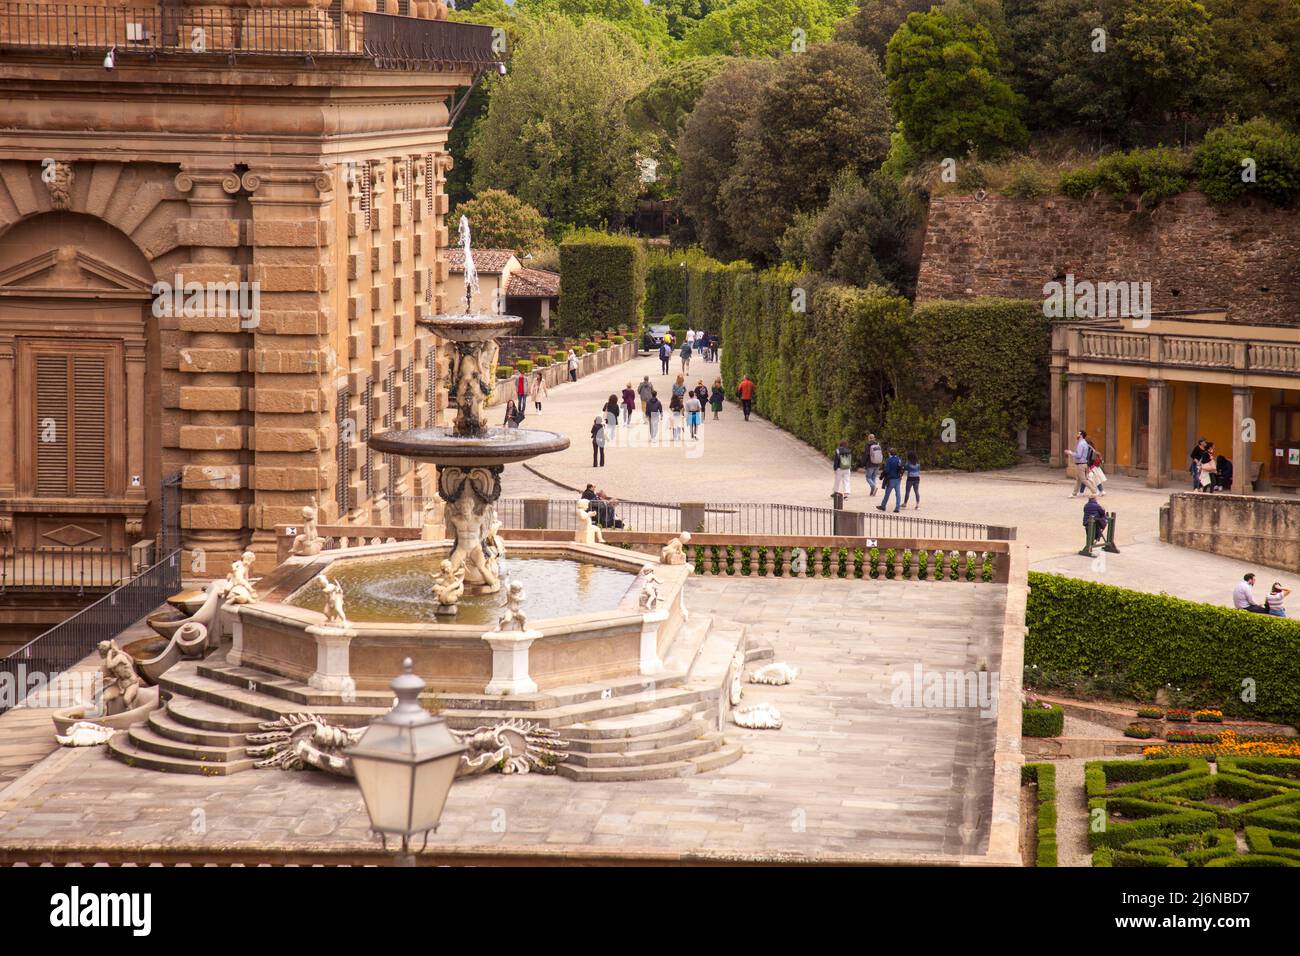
top-left (1083, 493), bottom-right (1107, 534)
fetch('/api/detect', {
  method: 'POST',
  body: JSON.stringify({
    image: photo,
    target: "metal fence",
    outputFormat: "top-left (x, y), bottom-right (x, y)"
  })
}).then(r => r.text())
top-left (0, 4), bottom-right (497, 68)
top-left (389, 496), bottom-right (993, 540)
top-left (0, 548), bottom-right (137, 593)
top-left (0, 549), bottom-right (180, 717)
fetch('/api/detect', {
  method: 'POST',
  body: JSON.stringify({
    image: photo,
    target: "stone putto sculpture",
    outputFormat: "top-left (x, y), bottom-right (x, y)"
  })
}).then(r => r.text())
top-left (90, 640), bottom-right (142, 717)
top-left (748, 662), bottom-right (799, 686)
top-left (637, 568), bottom-right (664, 611)
top-left (575, 499), bottom-right (604, 545)
top-left (732, 702), bottom-right (783, 730)
top-left (315, 573), bottom-right (349, 629)
top-left (291, 496), bottom-right (325, 556)
top-left (496, 579), bottom-right (528, 632)
top-left (225, 551), bottom-right (259, 604)
top-left (431, 558), bottom-right (466, 614)
top-left (661, 531), bottom-right (691, 565)
top-left (55, 721), bottom-right (116, 748)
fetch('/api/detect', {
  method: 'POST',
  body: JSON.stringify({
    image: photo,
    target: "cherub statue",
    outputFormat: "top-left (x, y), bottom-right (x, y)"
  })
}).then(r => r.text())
top-left (431, 558), bottom-right (466, 612)
top-left (420, 499), bottom-right (444, 541)
top-left (225, 550), bottom-right (259, 604)
top-left (637, 568), bottom-right (664, 611)
top-left (496, 579), bottom-right (528, 632)
top-left (92, 640), bottom-right (142, 717)
top-left (660, 531), bottom-right (692, 565)
top-left (575, 499), bottom-right (604, 545)
top-left (484, 508), bottom-right (506, 563)
top-left (291, 496), bottom-right (324, 556)
top-left (315, 573), bottom-right (348, 629)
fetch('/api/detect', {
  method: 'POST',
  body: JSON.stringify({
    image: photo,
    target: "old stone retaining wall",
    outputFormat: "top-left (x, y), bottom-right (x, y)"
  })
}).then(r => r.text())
top-left (1160, 492), bottom-right (1300, 572)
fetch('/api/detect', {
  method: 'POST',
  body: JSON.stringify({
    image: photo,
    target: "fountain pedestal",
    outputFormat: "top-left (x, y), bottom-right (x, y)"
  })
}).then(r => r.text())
top-left (483, 628), bottom-right (542, 696)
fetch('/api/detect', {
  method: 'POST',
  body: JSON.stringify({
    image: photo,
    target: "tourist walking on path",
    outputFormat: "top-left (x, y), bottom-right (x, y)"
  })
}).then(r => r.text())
top-left (1232, 572), bottom-right (1268, 613)
top-left (669, 392), bottom-right (685, 443)
top-left (671, 374), bottom-right (687, 402)
top-left (1084, 438), bottom-right (1106, 496)
top-left (603, 394), bottom-right (621, 443)
top-left (686, 328), bottom-right (696, 351)
top-left (636, 376), bottom-right (655, 422)
top-left (680, 341), bottom-right (692, 375)
top-left (710, 379), bottom-right (724, 420)
top-left (864, 434), bottom-right (882, 496)
top-left (567, 348), bottom-right (579, 382)
top-left (621, 382), bottom-right (637, 425)
top-left (737, 374), bottom-right (756, 421)
top-left (658, 340), bottom-right (672, 375)
top-left (1189, 438), bottom-right (1212, 491)
top-left (503, 399), bottom-right (523, 429)
top-left (685, 392), bottom-right (703, 440)
top-left (1267, 582), bottom-right (1291, 617)
top-left (831, 439), bottom-right (853, 499)
top-left (513, 370), bottom-right (527, 420)
top-left (530, 370), bottom-right (547, 413)
top-left (1067, 430), bottom-right (1093, 497)
top-left (877, 448), bottom-right (903, 513)
top-left (646, 390), bottom-right (663, 444)
top-left (692, 380), bottom-right (709, 412)
top-left (591, 416), bottom-right (606, 468)
top-left (903, 451), bottom-right (922, 508)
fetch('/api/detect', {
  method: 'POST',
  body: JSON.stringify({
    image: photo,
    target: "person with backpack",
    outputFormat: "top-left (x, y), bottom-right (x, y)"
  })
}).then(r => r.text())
top-left (590, 416), bottom-right (606, 468)
top-left (832, 439), bottom-right (854, 499)
top-left (658, 340), bottom-right (672, 375)
top-left (1085, 438), bottom-right (1106, 496)
top-left (864, 433), bottom-right (883, 496)
top-left (636, 375), bottom-right (655, 422)
top-left (877, 448), bottom-right (903, 513)
top-left (680, 340), bottom-right (692, 375)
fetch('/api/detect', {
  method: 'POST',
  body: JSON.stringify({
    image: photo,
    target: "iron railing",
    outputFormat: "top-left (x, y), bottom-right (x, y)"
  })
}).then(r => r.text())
top-left (388, 496), bottom-right (994, 540)
top-left (0, 548), bottom-right (137, 593)
top-left (0, 549), bottom-right (180, 716)
top-left (0, 4), bottom-right (497, 68)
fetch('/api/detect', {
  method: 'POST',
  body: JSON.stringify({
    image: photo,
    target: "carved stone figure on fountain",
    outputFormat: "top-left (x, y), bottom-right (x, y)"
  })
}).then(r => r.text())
top-left (637, 568), bottom-right (665, 611)
top-left (315, 573), bottom-right (349, 629)
top-left (484, 507), bottom-right (506, 564)
top-left (421, 499), bottom-right (444, 541)
top-left (497, 579), bottom-right (528, 632)
top-left (439, 465), bottom-right (503, 593)
top-left (661, 531), bottom-right (691, 565)
top-left (576, 499), bottom-right (604, 545)
top-left (291, 496), bottom-right (325, 556)
top-left (448, 342), bottom-right (494, 437)
top-left (431, 559), bottom-right (465, 614)
top-left (91, 640), bottom-right (142, 717)
top-left (225, 550), bottom-right (259, 604)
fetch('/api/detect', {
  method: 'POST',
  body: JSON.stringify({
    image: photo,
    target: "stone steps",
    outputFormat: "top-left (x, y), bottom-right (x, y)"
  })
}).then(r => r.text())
top-left (106, 731), bottom-right (255, 776)
top-left (147, 708), bottom-right (249, 748)
top-left (566, 716), bottom-right (713, 754)
top-left (563, 732), bottom-right (724, 768)
top-left (557, 741), bottom-right (744, 782)
top-left (564, 704), bottom-right (700, 741)
top-left (126, 722), bottom-right (250, 765)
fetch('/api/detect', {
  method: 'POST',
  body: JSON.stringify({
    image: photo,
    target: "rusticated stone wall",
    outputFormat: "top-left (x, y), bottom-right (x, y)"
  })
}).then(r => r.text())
top-left (1161, 492), bottom-right (1300, 573)
top-left (916, 192), bottom-right (1300, 325)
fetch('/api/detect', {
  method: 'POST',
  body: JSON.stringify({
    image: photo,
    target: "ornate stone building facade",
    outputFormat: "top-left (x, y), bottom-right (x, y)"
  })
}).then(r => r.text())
top-left (0, 2), bottom-right (496, 578)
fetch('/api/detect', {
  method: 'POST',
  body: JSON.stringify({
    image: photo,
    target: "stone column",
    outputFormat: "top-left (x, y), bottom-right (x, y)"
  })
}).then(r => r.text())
top-left (244, 165), bottom-right (334, 561)
top-left (1146, 380), bottom-right (1170, 488)
top-left (1104, 376), bottom-right (1118, 471)
top-left (1048, 327), bottom-right (1068, 468)
top-left (125, 340), bottom-right (148, 528)
top-left (1232, 386), bottom-right (1254, 495)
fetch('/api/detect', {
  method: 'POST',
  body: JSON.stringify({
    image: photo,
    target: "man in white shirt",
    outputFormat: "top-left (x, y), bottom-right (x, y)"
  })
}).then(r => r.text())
top-left (686, 328), bottom-right (696, 349)
top-left (1232, 573), bottom-right (1268, 613)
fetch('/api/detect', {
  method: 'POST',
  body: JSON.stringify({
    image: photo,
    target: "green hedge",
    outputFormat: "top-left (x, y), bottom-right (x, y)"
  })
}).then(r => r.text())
top-left (515, 359), bottom-right (534, 373)
top-left (1195, 118), bottom-right (1300, 206)
top-left (1027, 573), bottom-right (1300, 725)
top-left (1022, 704), bottom-right (1064, 737)
top-left (557, 229), bottom-right (644, 337)
top-left (1021, 763), bottom-right (1058, 866)
top-left (494, 365), bottom-right (512, 380)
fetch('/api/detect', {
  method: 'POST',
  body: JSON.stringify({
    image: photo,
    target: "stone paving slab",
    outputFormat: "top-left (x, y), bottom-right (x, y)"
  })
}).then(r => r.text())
top-left (0, 577), bottom-right (1013, 864)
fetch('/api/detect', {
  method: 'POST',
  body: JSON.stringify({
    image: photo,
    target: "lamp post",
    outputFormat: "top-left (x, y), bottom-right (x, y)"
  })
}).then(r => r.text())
top-left (346, 658), bottom-right (466, 867)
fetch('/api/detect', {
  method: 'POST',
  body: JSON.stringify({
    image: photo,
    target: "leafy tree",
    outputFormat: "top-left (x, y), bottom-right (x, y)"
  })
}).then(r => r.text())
top-left (649, 0), bottom-right (731, 39)
top-left (445, 80), bottom-right (493, 210)
top-left (1195, 118), bottom-right (1300, 205)
top-left (835, 0), bottom-right (932, 61)
top-left (515, 0), bottom-right (673, 53)
top-left (468, 19), bottom-right (652, 233)
top-left (626, 56), bottom-right (732, 196)
top-left (1201, 0), bottom-right (1300, 126)
top-left (885, 9), bottom-right (1027, 157)
top-left (455, 190), bottom-right (548, 253)
top-left (678, 58), bottom-right (777, 260)
top-left (680, 0), bottom-right (845, 57)
top-left (1111, 0), bottom-right (1215, 133)
top-left (722, 41), bottom-right (893, 262)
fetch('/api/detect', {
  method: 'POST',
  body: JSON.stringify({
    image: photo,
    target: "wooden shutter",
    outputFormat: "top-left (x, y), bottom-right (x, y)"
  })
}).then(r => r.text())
top-left (73, 356), bottom-right (107, 496)
top-left (336, 385), bottom-right (351, 517)
top-left (35, 355), bottom-right (69, 496)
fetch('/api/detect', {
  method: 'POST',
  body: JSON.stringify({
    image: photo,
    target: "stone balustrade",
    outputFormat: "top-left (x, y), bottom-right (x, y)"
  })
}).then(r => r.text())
top-left (1080, 331), bottom-right (1300, 378)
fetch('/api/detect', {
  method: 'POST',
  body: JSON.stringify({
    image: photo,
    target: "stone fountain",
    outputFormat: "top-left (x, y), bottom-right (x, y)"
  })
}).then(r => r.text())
top-left (367, 216), bottom-right (568, 595)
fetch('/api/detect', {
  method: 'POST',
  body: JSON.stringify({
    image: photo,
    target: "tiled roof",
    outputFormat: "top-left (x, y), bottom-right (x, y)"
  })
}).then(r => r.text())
top-left (445, 248), bottom-right (516, 273)
top-left (506, 268), bottom-right (560, 298)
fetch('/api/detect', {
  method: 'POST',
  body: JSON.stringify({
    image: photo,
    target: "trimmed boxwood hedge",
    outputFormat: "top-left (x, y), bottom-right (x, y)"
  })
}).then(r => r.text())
top-left (1027, 572), bottom-right (1300, 726)
top-left (1021, 763), bottom-right (1057, 866)
top-left (557, 229), bottom-right (644, 338)
top-left (1022, 704), bottom-right (1064, 737)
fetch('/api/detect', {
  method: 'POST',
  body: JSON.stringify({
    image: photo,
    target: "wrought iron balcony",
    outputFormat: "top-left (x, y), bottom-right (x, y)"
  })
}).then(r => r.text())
top-left (0, 3), bottom-right (498, 71)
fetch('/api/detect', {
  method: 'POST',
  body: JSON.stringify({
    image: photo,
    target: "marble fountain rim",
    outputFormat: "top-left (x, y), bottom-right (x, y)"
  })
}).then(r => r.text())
top-left (366, 426), bottom-right (570, 465)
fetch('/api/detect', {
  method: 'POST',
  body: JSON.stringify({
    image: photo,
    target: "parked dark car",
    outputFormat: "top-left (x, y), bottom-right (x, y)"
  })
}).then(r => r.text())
top-left (642, 323), bottom-right (672, 351)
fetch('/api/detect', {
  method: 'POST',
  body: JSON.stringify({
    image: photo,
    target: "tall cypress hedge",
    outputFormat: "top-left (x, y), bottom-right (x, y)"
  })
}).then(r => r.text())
top-left (1027, 572), bottom-right (1300, 725)
top-left (557, 229), bottom-right (644, 337)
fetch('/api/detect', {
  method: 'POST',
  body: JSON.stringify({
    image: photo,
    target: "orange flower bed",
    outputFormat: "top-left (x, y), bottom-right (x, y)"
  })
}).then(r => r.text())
top-left (1143, 729), bottom-right (1300, 759)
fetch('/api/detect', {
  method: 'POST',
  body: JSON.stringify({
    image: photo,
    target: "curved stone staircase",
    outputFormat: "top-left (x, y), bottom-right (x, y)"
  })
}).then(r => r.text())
top-left (108, 614), bottom-right (770, 782)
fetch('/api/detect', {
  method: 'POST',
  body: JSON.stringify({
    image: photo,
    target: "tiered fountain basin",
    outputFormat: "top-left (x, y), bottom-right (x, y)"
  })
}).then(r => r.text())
top-left (222, 538), bottom-right (691, 697)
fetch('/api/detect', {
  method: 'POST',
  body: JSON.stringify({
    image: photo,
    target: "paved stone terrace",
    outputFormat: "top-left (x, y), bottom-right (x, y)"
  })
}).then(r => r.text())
top-left (503, 349), bottom-right (1278, 607)
top-left (0, 577), bottom-right (1009, 863)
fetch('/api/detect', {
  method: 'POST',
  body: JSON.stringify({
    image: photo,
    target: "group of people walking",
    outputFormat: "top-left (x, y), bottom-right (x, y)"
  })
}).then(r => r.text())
top-left (591, 374), bottom-right (728, 465)
top-left (830, 433), bottom-right (922, 512)
top-left (657, 329), bottom-right (719, 376)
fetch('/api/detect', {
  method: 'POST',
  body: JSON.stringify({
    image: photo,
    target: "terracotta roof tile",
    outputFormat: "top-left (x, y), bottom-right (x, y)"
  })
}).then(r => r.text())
top-left (445, 248), bottom-right (516, 273)
top-left (506, 268), bottom-right (560, 298)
